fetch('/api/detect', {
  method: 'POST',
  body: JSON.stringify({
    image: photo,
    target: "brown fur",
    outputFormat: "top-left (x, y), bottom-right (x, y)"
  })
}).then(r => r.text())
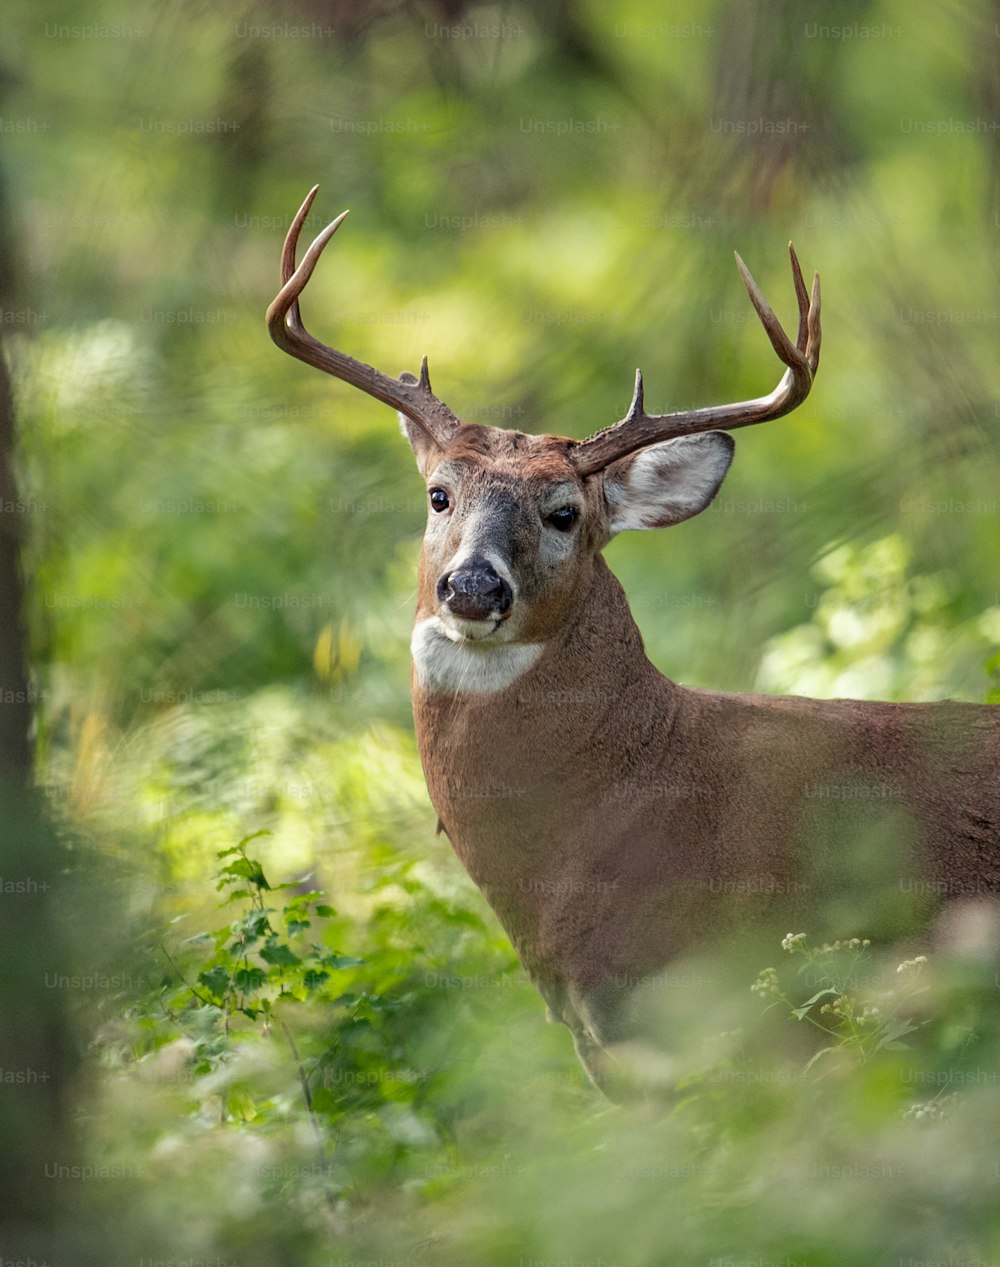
top-left (408, 425), bottom-right (1000, 1094)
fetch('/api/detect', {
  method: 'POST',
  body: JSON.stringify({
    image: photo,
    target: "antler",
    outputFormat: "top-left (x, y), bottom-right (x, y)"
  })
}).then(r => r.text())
top-left (570, 245), bottom-right (821, 476)
top-left (266, 186), bottom-right (462, 447)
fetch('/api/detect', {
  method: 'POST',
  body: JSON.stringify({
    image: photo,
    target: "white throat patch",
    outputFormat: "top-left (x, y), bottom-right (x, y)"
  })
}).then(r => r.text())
top-left (411, 617), bottom-right (543, 695)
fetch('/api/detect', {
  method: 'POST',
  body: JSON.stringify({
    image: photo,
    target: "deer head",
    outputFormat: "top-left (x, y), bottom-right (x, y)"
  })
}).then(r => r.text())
top-left (267, 187), bottom-right (821, 690)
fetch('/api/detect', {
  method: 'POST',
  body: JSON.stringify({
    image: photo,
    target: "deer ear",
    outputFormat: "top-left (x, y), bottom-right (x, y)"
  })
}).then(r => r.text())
top-left (398, 412), bottom-right (441, 477)
top-left (602, 432), bottom-right (734, 535)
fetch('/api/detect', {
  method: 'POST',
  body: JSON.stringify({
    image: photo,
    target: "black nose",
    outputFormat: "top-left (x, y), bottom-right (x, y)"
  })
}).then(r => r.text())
top-left (437, 558), bottom-right (513, 621)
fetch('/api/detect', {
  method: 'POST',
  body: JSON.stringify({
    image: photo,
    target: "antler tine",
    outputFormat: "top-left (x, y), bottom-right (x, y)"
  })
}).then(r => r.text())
top-left (571, 245), bottom-right (821, 477)
top-left (266, 186), bottom-right (462, 447)
top-left (787, 243), bottom-right (810, 353)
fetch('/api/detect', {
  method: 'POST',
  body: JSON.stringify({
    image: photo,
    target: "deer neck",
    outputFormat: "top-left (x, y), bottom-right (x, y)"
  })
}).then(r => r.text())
top-left (410, 555), bottom-right (680, 909)
top-left (412, 552), bottom-right (671, 762)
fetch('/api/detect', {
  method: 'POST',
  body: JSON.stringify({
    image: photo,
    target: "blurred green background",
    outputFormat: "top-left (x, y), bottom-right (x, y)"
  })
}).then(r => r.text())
top-left (3, 0), bottom-right (1000, 1262)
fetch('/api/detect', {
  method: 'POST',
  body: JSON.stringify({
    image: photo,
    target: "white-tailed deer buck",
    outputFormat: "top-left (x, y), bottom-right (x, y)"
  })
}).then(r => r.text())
top-left (268, 187), bottom-right (1000, 1096)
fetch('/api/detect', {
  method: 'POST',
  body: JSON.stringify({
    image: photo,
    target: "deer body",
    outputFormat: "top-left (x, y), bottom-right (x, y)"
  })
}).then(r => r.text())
top-left (267, 187), bottom-right (1000, 1094)
top-left (412, 550), bottom-right (1000, 1084)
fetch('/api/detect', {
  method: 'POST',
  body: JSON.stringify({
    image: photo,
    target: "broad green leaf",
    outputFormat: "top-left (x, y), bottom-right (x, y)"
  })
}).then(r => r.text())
top-left (322, 953), bottom-right (364, 969)
top-left (876, 1017), bottom-right (920, 1050)
top-left (198, 966), bottom-right (230, 999)
top-left (260, 940), bottom-right (301, 967)
top-left (234, 966), bottom-right (266, 993)
top-left (310, 1087), bottom-right (339, 1116)
top-left (791, 988), bottom-right (841, 1020)
top-left (803, 1045), bottom-right (842, 1074)
top-left (220, 857), bottom-right (270, 889)
top-left (236, 830), bottom-right (272, 850)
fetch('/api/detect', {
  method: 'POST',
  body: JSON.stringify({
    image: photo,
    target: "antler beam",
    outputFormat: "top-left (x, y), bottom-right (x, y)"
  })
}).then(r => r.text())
top-left (266, 186), bottom-right (461, 448)
top-left (570, 245), bottom-right (821, 476)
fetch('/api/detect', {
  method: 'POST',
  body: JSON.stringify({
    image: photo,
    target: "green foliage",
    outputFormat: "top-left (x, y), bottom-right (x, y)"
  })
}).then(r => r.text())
top-left (124, 827), bottom-right (533, 1222)
top-left (757, 534), bottom-right (1000, 702)
top-left (752, 933), bottom-right (928, 1073)
top-left (117, 848), bottom-right (1000, 1265)
top-left (6, 0), bottom-right (1000, 1260)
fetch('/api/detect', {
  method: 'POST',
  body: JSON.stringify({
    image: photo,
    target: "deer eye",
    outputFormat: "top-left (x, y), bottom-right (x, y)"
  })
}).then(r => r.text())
top-left (546, 506), bottom-right (579, 532)
top-left (429, 488), bottom-right (450, 513)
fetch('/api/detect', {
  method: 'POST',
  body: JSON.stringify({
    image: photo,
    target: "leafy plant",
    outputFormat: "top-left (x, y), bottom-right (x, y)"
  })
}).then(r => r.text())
top-left (751, 932), bottom-right (928, 1075)
top-left (153, 830), bottom-right (363, 1132)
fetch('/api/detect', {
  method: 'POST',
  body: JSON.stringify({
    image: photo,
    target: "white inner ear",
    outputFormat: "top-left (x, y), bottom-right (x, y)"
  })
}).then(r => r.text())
top-left (604, 432), bottom-right (734, 535)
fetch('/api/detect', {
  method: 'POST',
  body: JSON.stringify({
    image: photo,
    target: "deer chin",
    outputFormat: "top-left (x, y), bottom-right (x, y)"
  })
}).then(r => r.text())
top-left (435, 609), bottom-right (512, 645)
top-left (412, 615), bottom-right (543, 694)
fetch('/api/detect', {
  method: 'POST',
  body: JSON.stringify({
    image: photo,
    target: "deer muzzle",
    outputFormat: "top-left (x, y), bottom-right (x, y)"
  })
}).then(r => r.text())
top-left (436, 557), bottom-right (513, 623)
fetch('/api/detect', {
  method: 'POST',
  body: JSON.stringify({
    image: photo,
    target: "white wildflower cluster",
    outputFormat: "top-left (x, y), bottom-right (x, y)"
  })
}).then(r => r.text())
top-left (751, 967), bottom-right (780, 998)
top-left (896, 955), bottom-right (928, 975)
top-left (816, 937), bottom-right (871, 953)
top-left (780, 932), bottom-right (808, 952)
top-left (903, 1094), bottom-right (954, 1122)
